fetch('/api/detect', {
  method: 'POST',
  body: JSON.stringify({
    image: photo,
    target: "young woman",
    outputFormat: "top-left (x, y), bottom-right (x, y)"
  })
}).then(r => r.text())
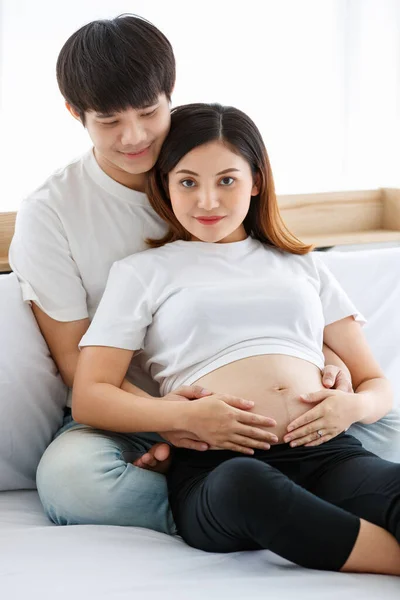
top-left (73, 103), bottom-right (400, 575)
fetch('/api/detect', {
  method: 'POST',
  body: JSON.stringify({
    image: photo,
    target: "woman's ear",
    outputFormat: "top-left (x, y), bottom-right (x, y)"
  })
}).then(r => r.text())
top-left (251, 172), bottom-right (261, 196)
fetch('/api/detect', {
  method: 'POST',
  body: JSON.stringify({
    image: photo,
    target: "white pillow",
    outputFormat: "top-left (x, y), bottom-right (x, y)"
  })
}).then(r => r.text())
top-left (0, 273), bottom-right (67, 490)
top-left (318, 248), bottom-right (400, 461)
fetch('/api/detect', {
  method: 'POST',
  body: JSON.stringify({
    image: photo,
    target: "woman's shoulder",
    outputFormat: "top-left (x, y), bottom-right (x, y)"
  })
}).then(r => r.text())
top-left (262, 244), bottom-right (320, 278)
top-left (113, 242), bottom-right (186, 281)
top-left (263, 243), bottom-right (315, 264)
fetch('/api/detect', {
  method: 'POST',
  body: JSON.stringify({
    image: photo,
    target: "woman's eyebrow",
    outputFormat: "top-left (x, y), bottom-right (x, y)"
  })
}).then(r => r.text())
top-left (175, 168), bottom-right (241, 176)
top-left (216, 168), bottom-right (240, 175)
top-left (175, 169), bottom-right (199, 175)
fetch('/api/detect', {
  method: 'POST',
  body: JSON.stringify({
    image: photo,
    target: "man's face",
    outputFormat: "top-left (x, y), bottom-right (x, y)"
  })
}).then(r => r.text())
top-left (81, 94), bottom-right (171, 190)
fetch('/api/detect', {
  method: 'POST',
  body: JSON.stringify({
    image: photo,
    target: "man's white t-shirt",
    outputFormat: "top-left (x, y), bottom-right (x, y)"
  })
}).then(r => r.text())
top-left (80, 237), bottom-right (364, 397)
top-left (9, 148), bottom-right (167, 399)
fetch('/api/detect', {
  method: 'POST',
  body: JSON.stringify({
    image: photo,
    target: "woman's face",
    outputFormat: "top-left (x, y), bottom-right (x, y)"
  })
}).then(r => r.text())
top-left (168, 140), bottom-right (259, 243)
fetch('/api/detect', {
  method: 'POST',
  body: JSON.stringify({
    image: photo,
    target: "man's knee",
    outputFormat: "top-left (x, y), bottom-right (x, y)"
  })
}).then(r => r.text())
top-left (349, 412), bottom-right (400, 461)
top-left (36, 428), bottom-right (175, 532)
top-left (36, 428), bottom-right (128, 524)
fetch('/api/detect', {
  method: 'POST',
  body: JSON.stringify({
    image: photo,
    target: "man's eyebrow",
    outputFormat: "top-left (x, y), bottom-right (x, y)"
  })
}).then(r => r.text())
top-left (95, 112), bottom-right (116, 119)
top-left (138, 100), bottom-right (159, 110)
top-left (95, 101), bottom-right (159, 119)
top-left (175, 168), bottom-right (241, 176)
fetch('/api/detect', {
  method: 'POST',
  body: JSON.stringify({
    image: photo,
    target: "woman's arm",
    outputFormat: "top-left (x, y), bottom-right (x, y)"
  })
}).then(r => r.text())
top-left (72, 345), bottom-right (278, 453)
top-left (72, 346), bottom-right (189, 431)
top-left (284, 316), bottom-right (393, 447)
top-left (34, 289), bottom-right (276, 452)
top-left (33, 305), bottom-right (237, 451)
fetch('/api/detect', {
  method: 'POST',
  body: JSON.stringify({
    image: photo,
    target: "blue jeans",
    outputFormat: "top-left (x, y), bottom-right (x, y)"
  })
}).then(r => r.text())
top-left (36, 411), bottom-right (177, 535)
top-left (348, 407), bottom-right (400, 462)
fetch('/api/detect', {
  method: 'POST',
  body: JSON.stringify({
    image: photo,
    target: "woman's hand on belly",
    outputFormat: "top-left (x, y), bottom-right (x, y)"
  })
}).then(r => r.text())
top-left (192, 355), bottom-right (352, 445)
top-left (283, 389), bottom-right (363, 447)
top-left (183, 393), bottom-right (279, 455)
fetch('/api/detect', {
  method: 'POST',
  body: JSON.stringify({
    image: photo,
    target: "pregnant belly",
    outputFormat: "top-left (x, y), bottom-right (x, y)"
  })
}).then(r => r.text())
top-left (193, 354), bottom-right (325, 444)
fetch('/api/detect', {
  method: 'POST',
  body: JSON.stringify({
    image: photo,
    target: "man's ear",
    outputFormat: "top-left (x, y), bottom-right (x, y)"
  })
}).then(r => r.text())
top-left (251, 171), bottom-right (261, 196)
top-left (167, 85), bottom-right (175, 106)
top-left (65, 102), bottom-right (82, 122)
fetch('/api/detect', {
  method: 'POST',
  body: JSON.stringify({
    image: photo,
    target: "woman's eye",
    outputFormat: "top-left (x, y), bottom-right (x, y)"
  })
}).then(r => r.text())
top-left (220, 177), bottom-right (234, 186)
top-left (181, 179), bottom-right (196, 188)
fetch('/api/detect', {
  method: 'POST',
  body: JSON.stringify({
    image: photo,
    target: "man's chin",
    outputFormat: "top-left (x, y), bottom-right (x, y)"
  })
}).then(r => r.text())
top-left (116, 155), bottom-right (157, 175)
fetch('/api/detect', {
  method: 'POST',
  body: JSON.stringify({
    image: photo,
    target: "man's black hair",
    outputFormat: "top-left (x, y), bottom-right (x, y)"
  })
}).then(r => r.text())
top-left (56, 14), bottom-right (175, 122)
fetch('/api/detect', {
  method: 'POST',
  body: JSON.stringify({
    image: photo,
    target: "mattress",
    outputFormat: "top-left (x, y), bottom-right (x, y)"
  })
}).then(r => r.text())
top-left (0, 491), bottom-right (398, 599)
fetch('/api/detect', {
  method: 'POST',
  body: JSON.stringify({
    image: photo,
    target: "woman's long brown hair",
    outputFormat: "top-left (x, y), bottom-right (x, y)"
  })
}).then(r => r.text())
top-left (146, 103), bottom-right (313, 255)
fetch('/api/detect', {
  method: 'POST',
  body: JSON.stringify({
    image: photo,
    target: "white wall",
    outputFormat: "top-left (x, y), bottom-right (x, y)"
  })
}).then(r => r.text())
top-left (344, 0), bottom-right (400, 189)
top-left (0, 0), bottom-right (399, 210)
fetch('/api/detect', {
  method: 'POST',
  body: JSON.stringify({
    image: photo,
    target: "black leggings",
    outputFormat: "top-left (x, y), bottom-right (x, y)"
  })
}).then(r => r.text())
top-left (167, 433), bottom-right (400, 571)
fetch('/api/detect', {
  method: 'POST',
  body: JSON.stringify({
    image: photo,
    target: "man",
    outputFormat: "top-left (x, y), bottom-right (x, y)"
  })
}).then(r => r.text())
top-left (9, 14), bottom-right (355, 534)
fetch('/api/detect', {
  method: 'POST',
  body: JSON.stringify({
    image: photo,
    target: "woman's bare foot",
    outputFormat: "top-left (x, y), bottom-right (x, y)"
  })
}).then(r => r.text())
top-left (133, 442), bottom-right (172, 474)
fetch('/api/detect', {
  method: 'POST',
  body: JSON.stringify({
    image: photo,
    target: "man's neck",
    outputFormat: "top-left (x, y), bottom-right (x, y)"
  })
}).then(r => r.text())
top-left (93, 148), bottom-right (147, 192)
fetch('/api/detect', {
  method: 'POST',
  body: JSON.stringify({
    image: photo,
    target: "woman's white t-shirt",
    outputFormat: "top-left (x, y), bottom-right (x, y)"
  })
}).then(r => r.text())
top-left (80, 237), bottom-right (364, 396)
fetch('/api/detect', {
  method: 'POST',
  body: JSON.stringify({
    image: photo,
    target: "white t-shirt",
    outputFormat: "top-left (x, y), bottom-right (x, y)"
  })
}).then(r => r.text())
top-left (80, 237), bottom-right (364, 397)
top-left (9, 148), bottom-right (168, 400)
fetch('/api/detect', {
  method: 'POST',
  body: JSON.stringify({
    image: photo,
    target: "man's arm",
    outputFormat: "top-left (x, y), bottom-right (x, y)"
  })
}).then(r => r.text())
top-left (31, 303), bottom-right (88, 388)
top-left (322, 343), bottom-right (353, 391)
top-left (32, 303), bottom-right (153, 396)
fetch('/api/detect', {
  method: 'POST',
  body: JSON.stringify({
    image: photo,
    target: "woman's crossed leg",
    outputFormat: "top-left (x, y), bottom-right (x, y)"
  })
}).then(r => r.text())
top-left (168, 435), bottom-right (400, 574)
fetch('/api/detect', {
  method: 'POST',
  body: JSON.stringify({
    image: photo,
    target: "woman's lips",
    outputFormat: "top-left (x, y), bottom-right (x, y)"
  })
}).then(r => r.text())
top-left (195, 217), bottom-right (225, 225)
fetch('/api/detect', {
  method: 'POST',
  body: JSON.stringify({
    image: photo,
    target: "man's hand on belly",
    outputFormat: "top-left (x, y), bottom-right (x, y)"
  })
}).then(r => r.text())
top-left (321, 364), bottom-right (353, 393)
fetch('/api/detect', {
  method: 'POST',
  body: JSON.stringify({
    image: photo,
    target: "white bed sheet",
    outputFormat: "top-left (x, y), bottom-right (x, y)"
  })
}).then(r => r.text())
top-left (0, 491), bottom-right (398, 600)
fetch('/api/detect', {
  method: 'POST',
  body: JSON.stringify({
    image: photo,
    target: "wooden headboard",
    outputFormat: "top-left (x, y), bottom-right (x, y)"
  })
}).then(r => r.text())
top-left (1, 187), bottom-right (400, 273)
top-left (0, 212), bottom-right (16, 273)
top-left (278, 188), bottom-right (400, 247)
